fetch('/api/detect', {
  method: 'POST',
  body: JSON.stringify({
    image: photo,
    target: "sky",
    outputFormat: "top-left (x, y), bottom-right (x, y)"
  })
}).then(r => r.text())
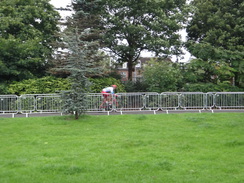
top-left (50, 0), bottom-right (191, 62)
top-left (50, 0), bottom-right (71, 8)
top-left (50, 0), bottom-right (72, 18)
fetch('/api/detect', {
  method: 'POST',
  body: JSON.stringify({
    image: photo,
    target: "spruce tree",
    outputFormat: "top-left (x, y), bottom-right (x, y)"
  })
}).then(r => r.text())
top-left (60, 0), bottom-right (104, 119)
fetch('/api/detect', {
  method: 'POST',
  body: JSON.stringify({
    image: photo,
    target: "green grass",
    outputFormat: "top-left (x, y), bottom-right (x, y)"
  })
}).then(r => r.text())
top-left (0, 113), bottom-right (243, 183)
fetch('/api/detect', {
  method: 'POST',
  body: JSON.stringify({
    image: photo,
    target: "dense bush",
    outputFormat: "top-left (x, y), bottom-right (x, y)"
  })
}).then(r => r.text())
top-left (7, 76), bottom-right (71, 95)
top-left (3, 75), bottom-right (243, 95)
top-left (123, 80), bottom-right (149, 92)
top-left (0, 83), bottom-right (9, 94)
top-left (181, 82), bottom-right (243, 92)
top-left (5, 76), bottom-right (125, 95)
top-left (143, 60), bottom-right (183, 93)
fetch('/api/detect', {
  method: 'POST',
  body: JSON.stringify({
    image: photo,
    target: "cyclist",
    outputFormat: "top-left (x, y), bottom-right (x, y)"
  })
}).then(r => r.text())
top-left (100, 85), bottom-right (117, 109)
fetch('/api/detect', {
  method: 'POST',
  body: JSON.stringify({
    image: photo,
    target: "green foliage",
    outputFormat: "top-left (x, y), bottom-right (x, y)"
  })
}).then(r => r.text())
top-left (106, 70), bottom-right (122, 80)
top-left (61, 75), bottom-right (90, 119)
top-left (182, 59), bottom-right (235, 84)
top-left (180, 58), bottom-right (243, 92)
top-left (143, 60), bottom-right (183, 92)
top-left (0, 83), bottom-right (10, 94)
top-left (187, 0), bottom-right (244, 87)
top-left (123, 80), bottom-right (149, 92)
top-left (89, 77), bottom-right (125, 93)
top-left (7, 76), bottom-right (71, 95)
top-left (181, 82), bottom-right (242, 92)
top-left (99, 0), bottom-right (188, 80)
top-left (0, 0), bottom-right (60, 82)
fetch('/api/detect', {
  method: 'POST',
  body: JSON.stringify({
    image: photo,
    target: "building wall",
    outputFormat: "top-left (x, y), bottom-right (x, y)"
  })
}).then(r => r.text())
top-left (116, 57), bottom-right (153, 81)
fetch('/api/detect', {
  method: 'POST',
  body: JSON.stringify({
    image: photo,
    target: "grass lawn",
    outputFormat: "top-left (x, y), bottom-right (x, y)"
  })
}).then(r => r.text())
top-left (0, 113), bottom-right (243, 183)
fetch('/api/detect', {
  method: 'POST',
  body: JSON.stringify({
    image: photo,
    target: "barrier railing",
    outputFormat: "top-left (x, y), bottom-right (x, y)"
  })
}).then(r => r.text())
top-left (0, 92), bottom-right (243, 114)
top-left (0, 95), bottom-right (18, 113)
top-left (36, 94), bottom-right (62, 112)
top-left (180, 92), bottom-right (210, 110)
top-left (116, 93), bottom-right (145, 111)
top-left (19, 94), bottom-right (35, 113)
top-left (86, 93), bottom-right (104, 112)
top-left (161, 92), bottom-right (180, 110)
top-left (215, 92), bottom-right (244, 109)
top-left (144, 92), bottom-right (161, 110)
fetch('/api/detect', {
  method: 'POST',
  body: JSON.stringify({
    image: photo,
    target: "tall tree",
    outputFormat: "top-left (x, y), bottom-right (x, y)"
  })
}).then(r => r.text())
top-left (50, 0), bottom-right (107, 78)
top-left (186, 0), bottom-right (244, 87)
top-left (61, 27), bottom-right (99, 119)
top-left (0, 0), bottom-right (60, 83)
top-left (60, 0), bottom-right (104, 119)
top-left (69, 0), bottom-right (188, 81)
top-left (101, 0), bottom-right (188, 80)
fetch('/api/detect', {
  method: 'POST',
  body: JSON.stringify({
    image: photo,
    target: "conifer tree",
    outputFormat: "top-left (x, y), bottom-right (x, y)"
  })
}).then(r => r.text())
top-left (60, 0), bottom-right (104, 119)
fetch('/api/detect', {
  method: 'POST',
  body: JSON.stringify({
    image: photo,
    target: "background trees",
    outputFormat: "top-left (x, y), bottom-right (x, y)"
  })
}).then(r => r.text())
top-left (0, 0), bottom-right (243, 95)
top-left (0, 0), bottom-right (60, 84)
top-left (180, 58), bottom-right (240, 92)
top-left (143, 59), bottom-right (183, 92)
top-left (186, 0), bottom-right (244, 88)
top-left (101, 0), bottom-right (188, 80)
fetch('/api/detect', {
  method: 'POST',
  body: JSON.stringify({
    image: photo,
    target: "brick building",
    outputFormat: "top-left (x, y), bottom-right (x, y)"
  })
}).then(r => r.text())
top-left (116, 57), bottom-right (171, 81)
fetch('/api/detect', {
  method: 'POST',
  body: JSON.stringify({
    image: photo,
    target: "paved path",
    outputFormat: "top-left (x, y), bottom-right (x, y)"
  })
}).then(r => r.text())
top-left (0, 109), bottom-right (243, 118)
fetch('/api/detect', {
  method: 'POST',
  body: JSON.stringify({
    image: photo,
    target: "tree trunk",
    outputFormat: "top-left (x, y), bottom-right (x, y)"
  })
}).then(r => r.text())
top-left (127, 60), bottom-right (133, 81)
top-left (75, 110), bottom-right (79, 120)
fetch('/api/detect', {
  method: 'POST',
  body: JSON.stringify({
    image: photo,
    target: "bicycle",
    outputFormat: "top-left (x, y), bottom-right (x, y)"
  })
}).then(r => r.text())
top-left (100, 94), bottom-right (119, 111)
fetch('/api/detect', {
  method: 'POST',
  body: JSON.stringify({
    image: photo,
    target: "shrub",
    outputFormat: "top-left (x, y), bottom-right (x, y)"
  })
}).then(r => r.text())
top-left (123, 80), bottom-right (149, 92)
top-left (143, 61), bottom-right (183, 92)
top-left (181, 82), bottom-right (243, 92)
top-left (0, 83), bottom-right (10, 94)
top-left (8, 76), bottom-right (71, 95)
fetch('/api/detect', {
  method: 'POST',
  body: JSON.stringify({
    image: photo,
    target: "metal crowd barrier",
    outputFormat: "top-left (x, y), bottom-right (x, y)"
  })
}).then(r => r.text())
top-left (0, 95), bottom-right (18, 113)
top-left (161, 92), bottom-right (180, 110)
top-left (0, 92), bottom-right (243, 114)
top-left (19, 94), bottom-right (35, 113)
top-left (86, 93), bottom-right (103, 112)
top-left (116, 93), bottom-right (145, 111)
top-left (215, 92), bottom-right (244, 109)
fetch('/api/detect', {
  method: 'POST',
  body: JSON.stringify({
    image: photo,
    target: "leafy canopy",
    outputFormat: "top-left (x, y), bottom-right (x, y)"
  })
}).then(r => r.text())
top-left (186, 0), bottom-right (244, 87)
top-left (102, 0), bottom-right (188, 80)
top-left (143, 59), bottom-right (183, 92)
top-left (72, 0), bottom-right (188, 80)
top-left (0, 0), bottom-right (60, 83)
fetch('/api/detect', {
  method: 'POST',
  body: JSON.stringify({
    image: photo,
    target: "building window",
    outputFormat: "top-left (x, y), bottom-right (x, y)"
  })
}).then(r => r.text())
top-left (122, 63), bottom-right (127, 68)
top-left (136, 60), bottom-right (141, 68)
top-left (120, 72), bottom-right (126, 78)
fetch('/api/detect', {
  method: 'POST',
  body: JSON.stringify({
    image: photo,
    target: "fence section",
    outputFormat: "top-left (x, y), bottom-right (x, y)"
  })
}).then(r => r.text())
top-left (179, 92), bottom-right (208, 109)
top-left (0, 92), bottom-right (243, 114)
top-left (215, 92), bottom-right (244, 109)
top-left (0, 95), bottom-right (18, 113)
top-left (144, 92), bottom-right (161, 110)
top-left (36, 94), bottom-right (62, 112)
top-left (19, 95), bottom-right (35, 113)
top-left (116, 93), bottom-right (145, 111)
top-left (161, 93), bottom-right (180, 110)
top-left (86, 93), bottom-right (104, 112)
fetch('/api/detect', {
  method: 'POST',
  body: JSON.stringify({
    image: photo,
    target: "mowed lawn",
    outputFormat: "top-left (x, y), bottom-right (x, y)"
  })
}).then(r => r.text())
top-left (0, 113), bottom-right (243, 183)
